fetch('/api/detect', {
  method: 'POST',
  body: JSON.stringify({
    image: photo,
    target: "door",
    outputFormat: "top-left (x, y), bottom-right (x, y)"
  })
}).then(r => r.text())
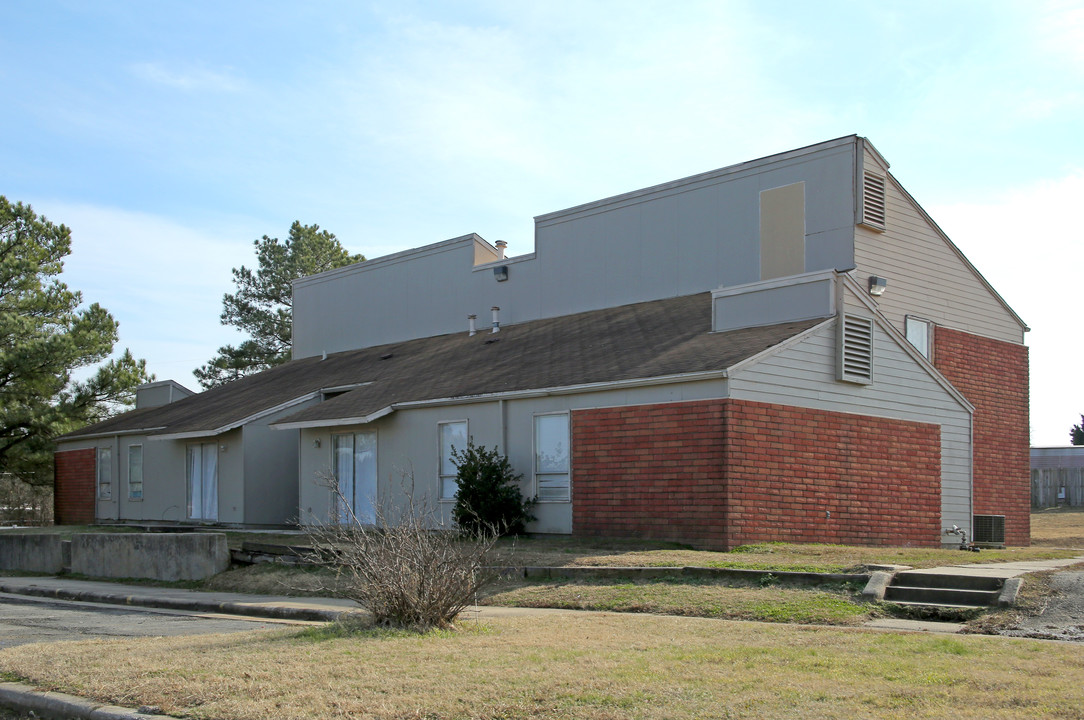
top-left (332, 431), bottom-right (377, 524)
top-left (186, 443), bottom-right (219, 521)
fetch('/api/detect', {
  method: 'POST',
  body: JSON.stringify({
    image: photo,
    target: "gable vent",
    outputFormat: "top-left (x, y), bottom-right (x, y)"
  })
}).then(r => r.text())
top-left (860, 170), bottom-right (887, 231)
top-left (839, 315), bottom-right (874, 384)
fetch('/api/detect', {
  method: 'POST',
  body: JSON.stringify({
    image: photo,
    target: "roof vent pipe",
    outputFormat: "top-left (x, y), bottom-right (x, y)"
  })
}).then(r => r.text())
top-left (491, 306), bottom-right (501, 334)
top-left (495, 240), bottom-right (507, 260)
top-left (468, 314), bottom-right (477, 337)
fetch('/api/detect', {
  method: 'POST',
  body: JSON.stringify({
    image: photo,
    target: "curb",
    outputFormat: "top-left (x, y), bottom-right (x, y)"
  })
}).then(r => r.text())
top-left (0, 681), bottom-right (179, 720)
top-left (521, 566), bottom-right (869, 586)
top-left (0, 582), bottom-right (348, 623)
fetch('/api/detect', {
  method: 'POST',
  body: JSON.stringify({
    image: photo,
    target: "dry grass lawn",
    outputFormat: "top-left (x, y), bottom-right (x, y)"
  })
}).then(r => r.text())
top-left (3, 614), bottom-right (1083, 720)
top-left (1030, 506), bottom-right (1084, 547)
top-left (498, 536), bottom-right (1079, 572)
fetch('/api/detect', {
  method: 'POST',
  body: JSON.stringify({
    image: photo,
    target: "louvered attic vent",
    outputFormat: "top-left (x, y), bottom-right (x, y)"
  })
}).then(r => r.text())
top-left (860, 170), bottom-right (887, 231)
top-left (839, 315), bottom-right (874, 384)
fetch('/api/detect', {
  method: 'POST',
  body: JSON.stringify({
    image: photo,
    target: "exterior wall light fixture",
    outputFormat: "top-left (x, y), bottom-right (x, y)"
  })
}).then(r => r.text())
top-left (494, 266), bottom-right (509, 282)
top-left (868, 276), bottom-right (887, 296)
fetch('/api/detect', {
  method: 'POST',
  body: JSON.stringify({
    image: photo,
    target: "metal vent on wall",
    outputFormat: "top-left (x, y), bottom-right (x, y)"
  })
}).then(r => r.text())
top-left (860, 170), bottom-right (887, 231)
top-left (973, 515), bottom-right (1006, 545)
top-left (839, 315), bottom-right (874, 384)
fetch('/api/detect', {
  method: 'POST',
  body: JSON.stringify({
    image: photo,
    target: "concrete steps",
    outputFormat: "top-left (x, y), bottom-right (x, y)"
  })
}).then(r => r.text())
top-left (884, 571), bottom-right (1003, 608)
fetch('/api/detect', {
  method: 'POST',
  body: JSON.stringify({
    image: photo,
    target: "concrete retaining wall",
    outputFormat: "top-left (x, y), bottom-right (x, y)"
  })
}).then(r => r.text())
top-left (0, 534), bottom-right (70, 573)
top-left (70, 533), bottom-right (229, 581)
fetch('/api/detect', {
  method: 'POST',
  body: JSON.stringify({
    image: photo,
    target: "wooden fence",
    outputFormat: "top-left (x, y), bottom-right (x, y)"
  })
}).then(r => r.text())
top-left (1032, 468), bottom-right (1084, 508)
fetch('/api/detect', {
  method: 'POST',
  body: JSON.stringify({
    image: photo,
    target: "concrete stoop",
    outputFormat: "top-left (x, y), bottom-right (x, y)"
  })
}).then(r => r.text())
top-left (868, 570), bottom-right (1023, 610)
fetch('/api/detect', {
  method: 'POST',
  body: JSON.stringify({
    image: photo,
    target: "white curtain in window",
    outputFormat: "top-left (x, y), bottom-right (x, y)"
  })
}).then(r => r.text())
top-left (333, 434), bottom-right (354, 523)
top-left (201, 443), bottom-right (218, 521)
top-left (187, 443), bottom-right (218, 521)
top-left (440, 421), bottom-right (467, 499)
top-left (354, 431), bottom-right (377, 524)
top-left (187, 445), bottom-right (202, 519)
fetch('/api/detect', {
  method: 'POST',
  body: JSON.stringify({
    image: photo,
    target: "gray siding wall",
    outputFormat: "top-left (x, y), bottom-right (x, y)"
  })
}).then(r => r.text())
top-left (727, 314), bottom-right (973, 539)
top-left (242, 402), bottom-right (319, 525)
top-left (293, 140), bottom-right (860, 359)
top-left (854, 148), bottom-right (1025, 344)
top-left (58, 436), bottom-right (189, 524)
top-left (296, 378), bottom-right (729, 534)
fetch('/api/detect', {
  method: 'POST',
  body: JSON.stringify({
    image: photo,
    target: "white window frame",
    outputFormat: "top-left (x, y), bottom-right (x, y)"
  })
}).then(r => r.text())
top-left (438, 420), bottom-right (468, 502)
top-left (127, 444), bottom-right (143, 501)
top-left (534, 412), bottom-right (571, 503)
top-left (96, 446), bottom-right (112, 500)
top-left (905, 315), bottom-right (933, 360)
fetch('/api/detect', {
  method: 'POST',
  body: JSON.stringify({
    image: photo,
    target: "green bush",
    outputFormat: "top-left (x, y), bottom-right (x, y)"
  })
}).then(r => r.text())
top-left (451, 441), bottom-right (536, 536)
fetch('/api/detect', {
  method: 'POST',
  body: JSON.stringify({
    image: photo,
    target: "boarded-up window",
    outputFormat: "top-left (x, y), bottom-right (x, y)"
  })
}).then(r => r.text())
top-left (760, 182), bottom-right (805, 280)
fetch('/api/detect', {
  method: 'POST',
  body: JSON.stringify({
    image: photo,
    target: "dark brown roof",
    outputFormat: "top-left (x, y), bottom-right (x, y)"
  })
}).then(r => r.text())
top-left (62, 293), bottom-right (824, 439)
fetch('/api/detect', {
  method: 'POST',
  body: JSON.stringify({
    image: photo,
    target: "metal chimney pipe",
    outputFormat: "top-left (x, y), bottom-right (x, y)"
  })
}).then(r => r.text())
top-left (491, 306), bottom-right (500, 333)
top-left (468, 314), bottom-right (477, 337)
top-left (495, 240), bottom-right (507, 260)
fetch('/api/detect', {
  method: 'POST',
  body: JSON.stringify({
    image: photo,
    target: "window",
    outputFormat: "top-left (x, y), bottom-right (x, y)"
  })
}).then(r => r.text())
top-left (127, 445), bottom-right (143, 500)
top-left (535, 413), bottom-right (570, 502)
top-left (439, 421), bottom-right (467, 500)
top-left (905, 316), bottom-right (932, 360)
top-left (96, 447), bottom-right (112, 500)
top-left (186, 442), bottom-right (218, 521)
top-left (332, 431), bottom-right (377, 524)
top-left (838, 314), bottom-right (874, 384)
top-left (859, 170), bottom-right (887, 231)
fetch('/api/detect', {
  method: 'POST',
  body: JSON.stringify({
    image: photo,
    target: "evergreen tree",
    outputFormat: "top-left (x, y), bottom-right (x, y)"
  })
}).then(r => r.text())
top-left (195, 222), bottom-right (363, 388)
top-left (0, 197), bottom-right (152, 486)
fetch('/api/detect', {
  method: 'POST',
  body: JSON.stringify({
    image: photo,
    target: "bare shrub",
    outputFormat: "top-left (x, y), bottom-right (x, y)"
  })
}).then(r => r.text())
top-left (305, 470), bottom-right (501, 629)
top-left (0, 473), bottom-right (53, 525)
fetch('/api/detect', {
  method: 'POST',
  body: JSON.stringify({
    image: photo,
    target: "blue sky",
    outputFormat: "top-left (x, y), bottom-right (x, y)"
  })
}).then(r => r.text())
top-left (2, 1), bottom-right (1081, 444)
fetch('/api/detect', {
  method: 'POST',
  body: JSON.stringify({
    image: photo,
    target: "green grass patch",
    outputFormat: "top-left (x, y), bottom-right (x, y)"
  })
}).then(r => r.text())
top-left (483, 577), bottom-right (877, 625)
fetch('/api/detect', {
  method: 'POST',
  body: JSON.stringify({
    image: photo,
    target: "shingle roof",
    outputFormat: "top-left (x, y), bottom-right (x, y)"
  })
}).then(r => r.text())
top-left (61, 293), bottom-right (824, 439)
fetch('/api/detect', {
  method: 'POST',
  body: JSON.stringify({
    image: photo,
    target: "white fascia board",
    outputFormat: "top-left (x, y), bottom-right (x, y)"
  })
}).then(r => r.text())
top-left (885, 173), bottom-right (1029, 333)
top-left (152, 391), bottom-right (322, 440)
top-left (838, 273), bottom-right (975, 413)
top-left (292, 234), bottom-right (481, 290)
top-left (59, 427), bottom-right (167, 442)
top-left (321, 382), bottom-right (372, 395)
top-left (471, 251), bottom-right (537, 272)
top-left (270, 370), bottom-right (729, 430)
top-left (711, 268), bottom-right (839, 299)
top-left (272, 406), bottom-right (395, 431)
top-left (536, 136), bottom-right (859, 228)
top-left (724, 318), bottom-right (837, 376)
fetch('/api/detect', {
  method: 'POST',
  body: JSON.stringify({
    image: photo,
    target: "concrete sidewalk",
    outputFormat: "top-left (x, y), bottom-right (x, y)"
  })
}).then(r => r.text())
top-left (0, 576), bottom-right (358, 622)
top-left (2, 556), bottom-right (1081, 624)
top-left (899, 556), bottom-right (1084, 578)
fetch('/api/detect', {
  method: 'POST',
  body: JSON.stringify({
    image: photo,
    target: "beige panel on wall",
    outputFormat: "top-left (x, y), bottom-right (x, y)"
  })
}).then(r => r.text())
top-left (760, 182), bottom-right (806, 280)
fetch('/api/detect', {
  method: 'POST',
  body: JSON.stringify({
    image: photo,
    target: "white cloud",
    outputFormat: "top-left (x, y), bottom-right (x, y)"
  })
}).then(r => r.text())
top-left (129, 62), bottom-right (246, 93)
top-left (930, 172), bottom-right (1084, 446)
top-left (31, 201), bottom-right (259, 390)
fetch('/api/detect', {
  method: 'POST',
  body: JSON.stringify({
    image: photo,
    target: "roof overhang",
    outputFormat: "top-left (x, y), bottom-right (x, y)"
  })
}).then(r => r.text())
top-left (151, 391), bottom-right (321, 441)
top-left (271, 369), bottom-right (731, 430)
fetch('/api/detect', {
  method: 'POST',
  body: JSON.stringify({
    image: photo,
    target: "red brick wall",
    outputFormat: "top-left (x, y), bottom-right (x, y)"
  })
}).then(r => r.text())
top-left (572, 401), bottom-right (729, 547)
top-left (54, 448), bottom-right (97, 525)
top-left (934, 327), bottom-right (1030, 545)
top-left (722, 400), bottom-right (941, 549)
top-left (571, 399), bottom-right (943, 550)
